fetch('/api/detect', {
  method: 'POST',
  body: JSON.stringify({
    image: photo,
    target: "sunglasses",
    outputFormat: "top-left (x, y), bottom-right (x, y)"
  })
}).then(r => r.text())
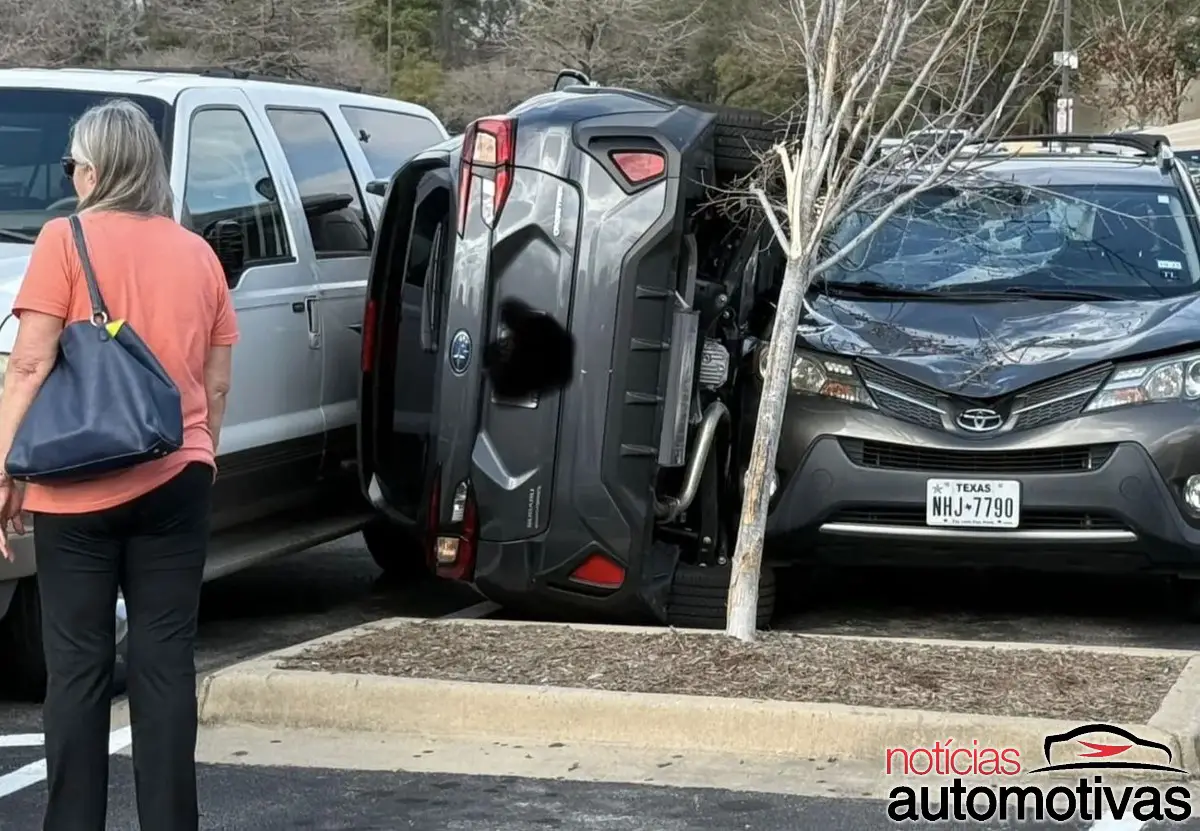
top-left (60, 156), bottom-right (78, 178)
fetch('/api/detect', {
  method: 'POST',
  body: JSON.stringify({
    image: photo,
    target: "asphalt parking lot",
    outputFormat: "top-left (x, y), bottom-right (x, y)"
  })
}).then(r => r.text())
top-left (2, 534), bottom-right (1199, 830)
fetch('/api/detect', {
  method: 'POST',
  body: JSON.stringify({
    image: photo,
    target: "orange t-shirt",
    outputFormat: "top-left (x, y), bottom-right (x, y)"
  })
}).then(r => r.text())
top-left (11, 211), bottom-right (239, 514)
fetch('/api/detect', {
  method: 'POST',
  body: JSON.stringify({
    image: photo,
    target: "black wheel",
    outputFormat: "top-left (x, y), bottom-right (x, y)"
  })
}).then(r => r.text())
top-left (676, 103), bottom-right (789, 175)
top-left (666, 561), bottom-right (776, 630)
top-left (362, 519), bottom-right (431, 580)
top-left (0, 576), bottom-right (46, 701)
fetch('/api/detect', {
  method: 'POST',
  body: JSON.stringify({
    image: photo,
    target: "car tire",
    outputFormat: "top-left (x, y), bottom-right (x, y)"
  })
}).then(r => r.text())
top-left (666, 561), bottom-right (776, 630)
top-left (0, 576), bottom-right (46, 701)
top-left (362, 519), bottom-right (431, 580)
top-left (683, 103), bottom-right (789, 176)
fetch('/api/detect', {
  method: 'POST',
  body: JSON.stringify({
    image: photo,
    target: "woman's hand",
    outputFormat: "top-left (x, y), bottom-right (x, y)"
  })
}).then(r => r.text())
top-left (0, 474), bottom-right (26, 562)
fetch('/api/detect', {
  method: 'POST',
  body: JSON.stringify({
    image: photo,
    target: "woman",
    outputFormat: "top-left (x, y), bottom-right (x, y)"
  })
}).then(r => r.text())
top-left (0, 99), bottom-right (237, 831)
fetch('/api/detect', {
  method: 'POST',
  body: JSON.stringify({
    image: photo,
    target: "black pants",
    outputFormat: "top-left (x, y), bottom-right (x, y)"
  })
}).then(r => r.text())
top-left (34, 462), bottom-right (212, 831)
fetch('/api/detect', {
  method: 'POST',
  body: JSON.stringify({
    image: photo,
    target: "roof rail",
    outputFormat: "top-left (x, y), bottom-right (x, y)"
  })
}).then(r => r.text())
top-left (54, 65), bottom-right (366, 94)
top-left (960, 132), bottom-right (1170, 157)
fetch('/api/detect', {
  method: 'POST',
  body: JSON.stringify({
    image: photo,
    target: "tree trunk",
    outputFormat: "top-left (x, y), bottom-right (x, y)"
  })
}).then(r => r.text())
top-left (725, 254), bottom-right (809, 641)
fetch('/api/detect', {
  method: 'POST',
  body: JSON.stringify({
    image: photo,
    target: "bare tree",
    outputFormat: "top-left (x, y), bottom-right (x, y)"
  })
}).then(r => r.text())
top-left (434, 58), bottom-right (543, 130)
top-left (0, 0), bottom-right (144, 66)
top-left (146, 0), bottom-right (382, 90)
top-left (504, 0), bottom-right (707, 91)
top-left (724, 0), bottom-right (1062, 641)
top-left (1075, 0), bottom-right (1200, 129)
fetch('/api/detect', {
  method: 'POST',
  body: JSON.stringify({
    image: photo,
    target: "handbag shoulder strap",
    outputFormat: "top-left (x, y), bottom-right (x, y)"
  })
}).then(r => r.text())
top-left (67, 214), bottom-right (109, 324)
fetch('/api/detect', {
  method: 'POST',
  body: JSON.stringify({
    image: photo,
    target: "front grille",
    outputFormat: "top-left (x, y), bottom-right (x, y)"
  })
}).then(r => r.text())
top-left (854, 360), bottom-right (1112, 434)
top-left (827, 506), bottom-right (1128, 531)
top-left (839, 438), bottom-right (1115, 474)
top-left (1012, 364), bottom-right (1111, 430)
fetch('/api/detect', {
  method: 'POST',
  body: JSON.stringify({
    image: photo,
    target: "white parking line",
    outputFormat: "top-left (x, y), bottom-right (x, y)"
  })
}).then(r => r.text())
top-left (0, 599), bottom-right (501, 803)
top-left (0, 734), bottom-right (42, 749)
top-left (0, 726), bottom-right (131, 800)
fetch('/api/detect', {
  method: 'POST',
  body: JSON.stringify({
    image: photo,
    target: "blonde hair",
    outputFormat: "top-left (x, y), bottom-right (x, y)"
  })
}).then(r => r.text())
top-left (69, 98), bottom-right (173, 217)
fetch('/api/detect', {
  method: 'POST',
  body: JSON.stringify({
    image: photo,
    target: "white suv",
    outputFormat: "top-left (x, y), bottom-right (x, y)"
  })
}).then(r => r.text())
top-left (0, 66), bottom-right (448, 699)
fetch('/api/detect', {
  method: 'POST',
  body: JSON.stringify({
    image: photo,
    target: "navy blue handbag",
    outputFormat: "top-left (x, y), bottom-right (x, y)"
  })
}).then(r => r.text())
top-left (5, 214), bottom-right (184, 483)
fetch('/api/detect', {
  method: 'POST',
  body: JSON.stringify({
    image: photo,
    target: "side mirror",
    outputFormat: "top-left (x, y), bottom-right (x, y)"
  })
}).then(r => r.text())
top-left (366, 179), bottom-right (388, 197)
top-left (205, 219), bottom-right (247, 285)
top-left (554, 69), bottom-right (591, 92)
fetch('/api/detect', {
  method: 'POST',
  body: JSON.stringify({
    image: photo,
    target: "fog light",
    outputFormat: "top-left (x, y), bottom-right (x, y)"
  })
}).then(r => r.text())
top-left (435, 536), bottom-right (459, 564)
top-left (744, 468), bottom-right (778, 498)
top-left (1186, 476), bottom-right (1200, 511)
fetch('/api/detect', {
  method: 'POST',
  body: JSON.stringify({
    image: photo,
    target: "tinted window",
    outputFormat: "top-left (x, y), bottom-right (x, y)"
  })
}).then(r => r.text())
top-left (182, 108), bottom-right (291, 268)
top-left (0, 88), bottom-right (168, 243)
top-left (340, 107), bottom-right (444, 180)
top-left (265, 108), bottom-right (371, 256)
top-left (822, 183), bottom-right (1200, 299)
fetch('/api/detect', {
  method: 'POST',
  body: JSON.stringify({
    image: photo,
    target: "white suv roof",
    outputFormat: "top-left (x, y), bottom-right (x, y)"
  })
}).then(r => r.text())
top-left (0, 67), bottom-right (441, 125)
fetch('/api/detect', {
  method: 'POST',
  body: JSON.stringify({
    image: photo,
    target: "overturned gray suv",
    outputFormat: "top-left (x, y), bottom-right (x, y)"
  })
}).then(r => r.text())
top-left (357, 71), bottom-right (1200, 627)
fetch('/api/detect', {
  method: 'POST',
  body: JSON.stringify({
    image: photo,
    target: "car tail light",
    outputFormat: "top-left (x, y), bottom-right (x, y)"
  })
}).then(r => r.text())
top-left (569, 552), bottom-right (625, 589)
top-left (360, 298), bottom-right (378, 373)
top-left (435, 480), bottom-right (477, 582)
top-left (610, 151), bottom-right (665, 185)
top-left (457, 116), bottom-right (517, 235)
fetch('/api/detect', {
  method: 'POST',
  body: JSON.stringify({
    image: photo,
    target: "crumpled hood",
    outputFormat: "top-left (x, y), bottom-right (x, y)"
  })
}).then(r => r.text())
top-left (798, 293), bottom-right (1200, 398)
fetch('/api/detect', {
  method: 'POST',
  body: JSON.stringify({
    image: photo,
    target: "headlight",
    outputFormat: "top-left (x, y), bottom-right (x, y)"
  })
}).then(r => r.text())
top-left (1085, 351), bottom-right (1200, 412)
top-left (756, 344), bottom-right (876, 408)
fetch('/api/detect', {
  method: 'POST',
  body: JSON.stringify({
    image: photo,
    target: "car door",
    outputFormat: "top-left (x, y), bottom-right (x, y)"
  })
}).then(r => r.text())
top-left (171, 88), bottom-right (325, 529)
top-left (258, 104), bottom-right (375, 484)
top-left (337, 105), bottom-right (448, 223)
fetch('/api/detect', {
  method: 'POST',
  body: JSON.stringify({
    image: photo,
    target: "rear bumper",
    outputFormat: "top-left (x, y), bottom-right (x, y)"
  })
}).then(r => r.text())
top-left (766, 436), bottom-right (1200, 574)
top-left (470, 537), bottom-right (676, 623)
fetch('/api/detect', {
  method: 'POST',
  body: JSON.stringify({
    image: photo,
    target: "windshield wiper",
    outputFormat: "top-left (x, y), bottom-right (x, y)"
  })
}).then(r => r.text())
top-left (948, 286), bottom-right (1127, 301)
top-left (818, 280), bottom-right (949, 299)
top-left (0, 229), bottom-right (36, 244)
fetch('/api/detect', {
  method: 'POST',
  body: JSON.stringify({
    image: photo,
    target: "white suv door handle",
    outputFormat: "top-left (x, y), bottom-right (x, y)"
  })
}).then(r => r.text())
top-left (305, 295), bottom-right (321, 349)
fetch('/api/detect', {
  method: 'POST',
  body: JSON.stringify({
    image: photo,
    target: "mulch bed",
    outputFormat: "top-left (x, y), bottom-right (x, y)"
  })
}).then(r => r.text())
top-left (276, 622), bottom-right (1188, 722)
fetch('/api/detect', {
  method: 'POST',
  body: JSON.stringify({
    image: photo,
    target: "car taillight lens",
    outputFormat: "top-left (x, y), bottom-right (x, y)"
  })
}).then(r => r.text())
top-left (435, 479), bottom-right (477, 582)
top-left (610, 151), bottom-right (665, 185)
top-left (457, 116), bottom-right (517, 236)
top-left (360, 298), bottom-right (378, 373)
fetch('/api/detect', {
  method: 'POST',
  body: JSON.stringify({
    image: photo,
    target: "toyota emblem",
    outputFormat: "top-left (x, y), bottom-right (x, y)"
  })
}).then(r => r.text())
top-left (956, 408), bottom-right (1004, 433)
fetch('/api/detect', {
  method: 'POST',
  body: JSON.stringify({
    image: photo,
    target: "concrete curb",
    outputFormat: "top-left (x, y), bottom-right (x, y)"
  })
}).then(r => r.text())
top-left (196, 617), bottom-right (1200, 771)
top-left (1150, 655), bottom-right (1200, 775)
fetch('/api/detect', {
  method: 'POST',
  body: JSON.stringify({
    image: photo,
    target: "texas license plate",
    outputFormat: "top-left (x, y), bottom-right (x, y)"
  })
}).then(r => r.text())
top-left (925, 479), bottom-right (1020, 528)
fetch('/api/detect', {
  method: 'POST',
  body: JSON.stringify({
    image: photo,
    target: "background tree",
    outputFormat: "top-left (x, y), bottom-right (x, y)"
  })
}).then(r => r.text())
top-left (1075, 0), bottom-right (1200, 129)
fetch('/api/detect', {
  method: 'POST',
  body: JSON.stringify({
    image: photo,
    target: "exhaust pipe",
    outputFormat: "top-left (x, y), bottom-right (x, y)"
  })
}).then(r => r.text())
top-left (655, 400), bottom-right (729, 522)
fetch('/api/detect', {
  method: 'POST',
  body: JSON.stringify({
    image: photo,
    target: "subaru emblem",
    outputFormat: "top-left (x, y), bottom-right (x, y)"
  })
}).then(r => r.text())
top-left (449, 329), bottom-right (472, 375)
top-left (956, 408), bottom-right (1004, 433)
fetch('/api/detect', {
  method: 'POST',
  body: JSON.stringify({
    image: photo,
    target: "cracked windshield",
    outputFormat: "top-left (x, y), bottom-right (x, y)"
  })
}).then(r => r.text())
top-left (0, 88), bottom-right (168, 244)
top-left (823, 181), bottom-right (1200, 298)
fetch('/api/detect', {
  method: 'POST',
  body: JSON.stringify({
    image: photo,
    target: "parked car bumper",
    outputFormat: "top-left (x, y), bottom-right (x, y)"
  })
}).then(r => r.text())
top-left (750, 394), bottom-right (1200, 575)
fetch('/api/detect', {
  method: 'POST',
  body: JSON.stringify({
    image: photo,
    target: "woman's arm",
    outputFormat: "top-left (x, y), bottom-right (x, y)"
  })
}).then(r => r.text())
top-left (205, 345), bottom-right (232, 453)
top-left (0, 311), bottom-right (63, 466)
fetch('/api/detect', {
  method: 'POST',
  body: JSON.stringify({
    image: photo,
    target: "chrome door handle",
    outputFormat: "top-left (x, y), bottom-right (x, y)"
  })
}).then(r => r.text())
top-left (305, 295), bottom-right (321, 348)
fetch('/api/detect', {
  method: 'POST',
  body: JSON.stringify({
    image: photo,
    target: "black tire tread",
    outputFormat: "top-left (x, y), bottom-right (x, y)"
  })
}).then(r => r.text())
top-left (679, 101), bottom-right (791, 174)
top-left (666, 562), bottom-right (777, 630)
